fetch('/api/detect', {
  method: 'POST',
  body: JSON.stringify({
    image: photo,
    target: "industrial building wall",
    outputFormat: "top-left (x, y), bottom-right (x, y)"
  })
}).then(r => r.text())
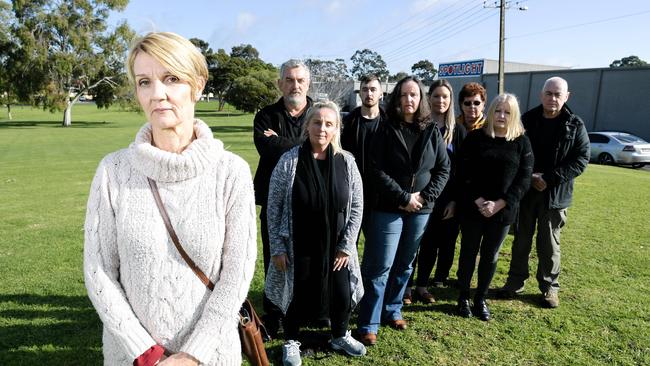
top-left (442, 67), bottom-right (650, 141)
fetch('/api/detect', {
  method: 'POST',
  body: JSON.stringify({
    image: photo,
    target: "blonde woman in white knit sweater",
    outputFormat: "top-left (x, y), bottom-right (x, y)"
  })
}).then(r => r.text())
top-left (83, 32), bottom-right (257, 366)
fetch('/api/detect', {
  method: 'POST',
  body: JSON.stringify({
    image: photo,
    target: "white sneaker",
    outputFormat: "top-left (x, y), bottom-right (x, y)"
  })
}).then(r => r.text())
top-left (282, 340), bottom-right (302, 366)
top-left (330, 330), bottom-right (367, 357)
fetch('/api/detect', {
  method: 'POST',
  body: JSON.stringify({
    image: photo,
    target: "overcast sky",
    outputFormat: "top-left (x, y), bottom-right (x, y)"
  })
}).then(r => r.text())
top-left (109, 0), bottom-right (650, 74)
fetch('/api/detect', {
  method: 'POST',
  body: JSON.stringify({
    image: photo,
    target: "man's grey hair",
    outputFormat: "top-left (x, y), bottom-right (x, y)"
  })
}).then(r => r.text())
top-left (543, 76), bottom-right (569, 92)
top-left (279, 59), bottom-right (311, 80)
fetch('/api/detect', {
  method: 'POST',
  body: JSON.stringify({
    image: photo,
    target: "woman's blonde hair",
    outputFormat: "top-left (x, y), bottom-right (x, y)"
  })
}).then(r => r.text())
top-left (483, 93), bottom-right (525, 141)
top-left (428, 79), bottom-right (456, 146)
top-left (127, 32), bottom-right (208, 101)
top-left (303, 100), bottom-right (343, 155)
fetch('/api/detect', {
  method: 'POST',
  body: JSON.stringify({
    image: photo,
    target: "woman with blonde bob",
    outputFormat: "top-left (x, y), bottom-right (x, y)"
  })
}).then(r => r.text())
top-left (84, 32), bottom-right (257, 366)
top-left (454, 93), bottom-right (533, 321)
top-left (265, 101), bottom-right (366, 365)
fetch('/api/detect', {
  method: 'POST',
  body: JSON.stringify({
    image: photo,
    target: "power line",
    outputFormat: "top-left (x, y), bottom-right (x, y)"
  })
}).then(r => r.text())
top-left (383, 9), bottom-right (497, 65)
top-left (507, 8), bottom-right (650, 40)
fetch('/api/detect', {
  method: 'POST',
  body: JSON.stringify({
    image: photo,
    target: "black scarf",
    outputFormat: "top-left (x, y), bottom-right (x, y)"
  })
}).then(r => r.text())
top-left (293, 139), bottom-right (339, 312)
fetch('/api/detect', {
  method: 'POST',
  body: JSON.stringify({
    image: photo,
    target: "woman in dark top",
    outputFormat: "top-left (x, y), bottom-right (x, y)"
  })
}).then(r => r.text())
top-left (357, 76), bottom-right (450, 346)
top-left (455, 93), bottom-right (533, 321)
top-left (405, 79), bottom-right (467, 304)
top-left (265, 101), bottom-right (366, 364)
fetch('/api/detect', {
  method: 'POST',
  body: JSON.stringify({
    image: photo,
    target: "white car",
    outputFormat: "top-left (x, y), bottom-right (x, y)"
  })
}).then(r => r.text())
top-left (588, 131), bottom-right (650, 168)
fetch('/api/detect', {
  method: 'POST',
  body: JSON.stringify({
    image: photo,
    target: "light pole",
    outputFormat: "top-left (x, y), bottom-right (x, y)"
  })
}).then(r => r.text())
top-left (484, 1), bottom-right (528, 94)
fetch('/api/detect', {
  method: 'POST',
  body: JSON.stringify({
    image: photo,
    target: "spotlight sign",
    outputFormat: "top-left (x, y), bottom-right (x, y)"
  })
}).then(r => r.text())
top-left (438, 59), bottom-right (484, 77)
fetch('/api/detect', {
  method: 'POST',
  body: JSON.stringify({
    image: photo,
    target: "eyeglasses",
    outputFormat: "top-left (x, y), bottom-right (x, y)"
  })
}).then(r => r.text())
top-left (463, 100), bottom-right (482, 107)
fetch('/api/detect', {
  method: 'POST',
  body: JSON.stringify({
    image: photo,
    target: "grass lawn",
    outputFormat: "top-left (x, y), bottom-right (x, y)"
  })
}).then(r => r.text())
top-left (1, 102), bottom-right (649, 365)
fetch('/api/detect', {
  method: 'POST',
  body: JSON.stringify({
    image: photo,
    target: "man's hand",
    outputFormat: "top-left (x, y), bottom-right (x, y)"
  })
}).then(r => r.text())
top-left (272, 254), bottom-right (289, 272)
top-left (532, 172), bottom-right (547, 191)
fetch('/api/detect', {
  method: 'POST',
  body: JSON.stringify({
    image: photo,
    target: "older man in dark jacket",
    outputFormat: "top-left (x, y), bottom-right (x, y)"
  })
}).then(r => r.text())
top-left (500, 77), bottom-right (590, 308)
top-left (253, 59), bottom-right (312, 336)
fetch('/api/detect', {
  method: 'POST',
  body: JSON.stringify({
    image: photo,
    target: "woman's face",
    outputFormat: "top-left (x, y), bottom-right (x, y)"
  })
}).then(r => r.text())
top-left (400, 80), bottom-right (421, 122)
top-left (493, 102), bottom-right (510, 135)
top-left (429, 86), bottom-right (451, 116)
top-left (461, 93), bottom-right (485, 121)
top-left (308, 107), bottom-right (338, 151)
top-left (133, 52), bottom-right (197, 130)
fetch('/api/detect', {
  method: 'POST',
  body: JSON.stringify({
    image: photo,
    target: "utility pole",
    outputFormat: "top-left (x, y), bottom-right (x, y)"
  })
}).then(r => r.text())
top-left (498, 0), bottom-right (506, 94)
top-left (484, 1), bottom-right (528, 94)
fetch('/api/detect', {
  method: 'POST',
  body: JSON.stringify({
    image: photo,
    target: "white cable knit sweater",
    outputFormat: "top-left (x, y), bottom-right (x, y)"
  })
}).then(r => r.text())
top-left (84, 119), bottom-right (257, 365)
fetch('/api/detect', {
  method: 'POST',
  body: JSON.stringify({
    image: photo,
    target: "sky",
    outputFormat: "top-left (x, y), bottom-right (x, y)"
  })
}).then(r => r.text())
top-left (108, 0), bottom-right (650, 74)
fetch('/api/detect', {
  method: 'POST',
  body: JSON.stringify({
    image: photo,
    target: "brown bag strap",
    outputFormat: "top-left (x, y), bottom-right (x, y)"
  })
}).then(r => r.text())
top-left (147, 178), bottom-right (215, 291)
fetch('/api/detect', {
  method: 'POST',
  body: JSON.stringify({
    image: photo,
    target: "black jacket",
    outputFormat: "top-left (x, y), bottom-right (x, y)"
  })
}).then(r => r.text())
top-left (522, 104), bottom-right (590, 209)
top-left (456, 130), bottom-right (534, 224)
top-left (341, 106), bottom-right (387, 178)
top-left (253, 97), bottom-right (313, 205)
top-left (433, 122), bottom-right (467, 215)
top-left (369, 120), bottom-right (450, 213)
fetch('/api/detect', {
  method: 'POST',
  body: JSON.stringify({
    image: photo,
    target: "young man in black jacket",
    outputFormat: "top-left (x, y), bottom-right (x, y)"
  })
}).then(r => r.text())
top-left (253, 59), bottom-right (312, 336)
top-left (341, 74), bottom-right (386, 233)
top-left (499, 77), bottom-right (590, 308)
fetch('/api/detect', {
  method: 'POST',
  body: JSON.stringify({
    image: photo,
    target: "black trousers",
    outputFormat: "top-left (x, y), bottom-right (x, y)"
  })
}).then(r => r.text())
top-left (457, 218), bottom-right (510, 300)
top-left (408, 213), bottom-right (460, 287)
top-left (284, 260), bottom-right (352, 340)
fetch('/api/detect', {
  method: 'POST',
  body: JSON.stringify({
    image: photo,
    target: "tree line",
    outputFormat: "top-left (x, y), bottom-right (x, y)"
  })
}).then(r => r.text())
top-left (0, 1), bottom-right (647, 125)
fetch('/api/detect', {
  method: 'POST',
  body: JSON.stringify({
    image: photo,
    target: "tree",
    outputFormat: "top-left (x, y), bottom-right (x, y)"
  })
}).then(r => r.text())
top-left (0, 1), bottom-right (18, 119)
top-left (226, 67), bottom-right (278, 113)
top-left (190, 37), bottom-right (217, 100)
top-left (305, 58), bottom-right (349, 82)
top-left (610, 55), bottom-right (648, 68)
top-left (411, 60), bottom-right (437, 86)
top-left (230, 44), bottom-right (259, 62)
top-left (9, 0), bottom-right (134, 127)
top-left (389, 72), bottom-right (409, 82)
top-left (350, 49), bottom-right (389, 80)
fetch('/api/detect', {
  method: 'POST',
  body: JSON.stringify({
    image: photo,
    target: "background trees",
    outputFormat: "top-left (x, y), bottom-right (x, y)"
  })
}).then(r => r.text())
top-left (610, 55), bottom-right (648, 68)
top-left (350, 49), bottom-right (389, 81)
top-left (8, 0), bottom-right (134, 126)
top-left (411, 59), bottom-right (437, 86)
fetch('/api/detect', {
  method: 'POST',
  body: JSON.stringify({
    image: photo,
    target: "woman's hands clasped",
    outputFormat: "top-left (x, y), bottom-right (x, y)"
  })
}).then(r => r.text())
top-left (400, 192), bottom-right (425, 213)
top-left (474, 197), bottom-right (506, 218)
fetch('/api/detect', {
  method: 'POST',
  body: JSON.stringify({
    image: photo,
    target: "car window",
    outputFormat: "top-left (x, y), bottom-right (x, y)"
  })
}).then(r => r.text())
top-left (588, 134), bottom-right (609, 143)
top-left (612, 133), bottom-right (646, 144)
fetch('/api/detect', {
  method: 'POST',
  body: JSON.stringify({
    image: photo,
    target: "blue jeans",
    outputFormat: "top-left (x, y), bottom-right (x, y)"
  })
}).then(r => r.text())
top-left (358, 210), bottom-right (430, 334)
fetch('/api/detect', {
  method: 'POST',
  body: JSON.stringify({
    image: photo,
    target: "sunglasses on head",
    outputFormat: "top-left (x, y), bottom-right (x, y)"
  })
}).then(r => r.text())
top-left (463, 100), bottom-right (482, 106)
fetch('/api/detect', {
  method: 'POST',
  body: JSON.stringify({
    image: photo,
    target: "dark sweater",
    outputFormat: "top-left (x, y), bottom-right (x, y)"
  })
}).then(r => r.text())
top-left (456, 129), bottom-right (534, 224)
top-left (253, 97), bottom-right (313, 205)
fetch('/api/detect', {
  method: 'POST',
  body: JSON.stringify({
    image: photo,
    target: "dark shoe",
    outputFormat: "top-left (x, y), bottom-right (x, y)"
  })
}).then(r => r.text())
top-left (387, 319), bottom-right (408, 330)
top-left (359, 332), bottom-right (377, 346)
top-left (402, 288), bottom-right (412, 305)
top-left (473, 299), bottom-right (490, 321)
top-left (496, 285), bottom-right (524, 299)
top-left (543, 291), bottom-right (559, 308)
top-left (457, 299), bottom-right (473, 318)
top-left (414, 289), bottom-right (436, 304)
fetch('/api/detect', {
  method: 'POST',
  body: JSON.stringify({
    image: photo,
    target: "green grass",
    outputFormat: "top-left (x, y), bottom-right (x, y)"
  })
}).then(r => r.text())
top-left (1, 103), bottom-right (649, 365)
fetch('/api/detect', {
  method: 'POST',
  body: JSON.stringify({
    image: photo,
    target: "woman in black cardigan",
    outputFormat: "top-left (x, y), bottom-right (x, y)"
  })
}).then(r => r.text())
top-left (455, 93), bottom-right (533, 321)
